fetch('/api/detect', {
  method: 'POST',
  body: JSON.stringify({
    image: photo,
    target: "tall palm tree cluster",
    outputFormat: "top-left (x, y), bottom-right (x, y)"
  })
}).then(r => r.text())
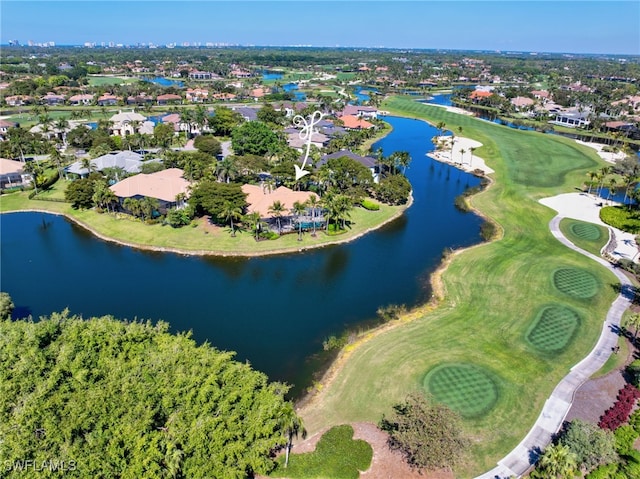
top-left (586, 162), bottom-right (640, 207)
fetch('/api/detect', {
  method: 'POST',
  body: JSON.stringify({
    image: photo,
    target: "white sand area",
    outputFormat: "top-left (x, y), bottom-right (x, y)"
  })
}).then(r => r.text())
top-left (576, 140), bottom-right (627, 164)
top-left (427, 135), bottom-right (495, 175)
top-left (540, 192), bottom-right (639, 263)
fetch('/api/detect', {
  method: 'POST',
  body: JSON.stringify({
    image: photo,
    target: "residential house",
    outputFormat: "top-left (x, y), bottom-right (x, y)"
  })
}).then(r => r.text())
top-left (510, 96), bottom-right (534, 111)
top-left (127, 93), bottom-right (153, 106)
top-left (97, 94), bottom-right (118, 106)
top-left (189, 70), bottom-right (221, 81)
top-left (287, 130), bottom-right (329, 150)
top-left (65, 150), bottom-right (159, 178)
top-left (186, 88), bottom-right (209, 103)
top-left (317, 149), bottom-right (380, 183)
top-left (0, 158), bottom-right (32, 190)
top-left (470, 90), bottom-right (493, 102)
top-left (531, 90), bottom-right (550, 102)
top-left (242, 184), bottom-right (317, 218)
top-left (250, 87), bottom-right (270, 100)
top-left (109, 111), bottom-right (150, 136)
top-left (552, 108), bottom-right (591, 128)
top-left (156, 93), bottom-right (182, 105)
top-left (68, 94), bottom-right (94, 106)
top-left (232, 107), bottom-right (258, 122)
top-left (0, 119), bottom-right (17, 140)
top-left (212, 92), bottom-right (236, 101)
top-left (41, 92), bottom-right (65, 105)
top-left (341, 105), bottom-right (378, 119)
top-left (4, 95), bottom-right (33, 106)
top-left (339, 114), bottom-right (375, 130)
top-left (110, 168), bottom-right (192, 213)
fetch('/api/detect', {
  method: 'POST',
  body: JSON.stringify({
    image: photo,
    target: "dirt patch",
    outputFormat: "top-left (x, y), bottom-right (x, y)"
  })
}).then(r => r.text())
top-left (565, 339), bottom-right (635, 424)
top-left (258, 422), bottom-right (454, 479)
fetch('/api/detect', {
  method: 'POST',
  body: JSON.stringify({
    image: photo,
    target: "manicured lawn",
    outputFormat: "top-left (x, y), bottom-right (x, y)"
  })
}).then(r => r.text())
top-left (269, 425), bottom-right (372, 479)
top-left (559, 218), bottom-right (609, 257)
top-left (88, 75), bottom-right (139, 86)
top-left (300, 96), bottom-right (618, 476)
top-left (1, 185), bottom-right (405, 255)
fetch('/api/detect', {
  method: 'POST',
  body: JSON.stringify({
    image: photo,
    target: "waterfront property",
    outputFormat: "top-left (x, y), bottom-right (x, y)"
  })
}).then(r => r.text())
top-left (65, 150), bottom-right (160, 179)
top-left (110, 168), bottom-right (191, 213)
top-left (0, 158), bottom-right (32, 190)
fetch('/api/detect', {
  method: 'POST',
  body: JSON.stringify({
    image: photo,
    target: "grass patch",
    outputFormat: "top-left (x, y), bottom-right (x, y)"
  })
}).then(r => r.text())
top-left (592, 334), bottom-right (630, 379)
top-left (525, 305), bottom-right (580, 353)
top-left (88, 75), bottom-right (139, 86)
top-left (424, 363), bottom-right (499, 419)
top-left (559, 218), bottom-right (609, 256)
top-left (269, 425), bottom-right (372, 479)
top-left (300, 96), bottom-right (617, 477)
top-left (553, 268), bottom-right (599, 299)
top-left (600, 205), bottom-right (640, 234)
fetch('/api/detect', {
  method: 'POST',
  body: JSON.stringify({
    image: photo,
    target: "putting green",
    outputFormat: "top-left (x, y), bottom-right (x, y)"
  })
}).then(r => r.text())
top-left (553, 268), bottom-right (599, 299)
top-left (526, 305), bottom-right (580, 353)
top-left (424, 363), bottom-right (499, 419)
top-left (569, 223), bottom-right (602, 241)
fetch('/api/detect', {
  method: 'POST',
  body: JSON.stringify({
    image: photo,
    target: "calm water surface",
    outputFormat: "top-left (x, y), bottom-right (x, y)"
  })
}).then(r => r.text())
top-left (1, 116), bottom-right (483, 395)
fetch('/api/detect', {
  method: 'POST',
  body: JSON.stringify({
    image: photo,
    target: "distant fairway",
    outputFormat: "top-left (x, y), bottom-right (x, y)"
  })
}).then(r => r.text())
top-left (88, 76), bottom-right (139, 86)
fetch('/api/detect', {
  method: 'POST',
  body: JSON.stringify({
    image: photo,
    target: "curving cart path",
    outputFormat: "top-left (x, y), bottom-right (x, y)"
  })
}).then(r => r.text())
top-left (474, 215), bottom-right (633, 479)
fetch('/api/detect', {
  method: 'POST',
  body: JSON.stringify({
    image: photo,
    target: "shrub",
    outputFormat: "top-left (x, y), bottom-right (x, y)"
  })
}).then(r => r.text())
top-left (360, 198), bottom-right (380, 211)
top-left (585, 463), bottom-right (620, 479)
top-left (600, 206), bottom-right (640, 234)
top-left (598, 384), bottom-right (640, 430)
top-left (377, 304), bottom-right (407, 322)
top-left (374, 174), bottom-right (411, 205)
top-left (322, 335), bottom-right (346, 351)
top-left (379, 393), bottom-right (469, 470)
top-left (480, 221), bottom-right (497, 241)
top-left (627, 360), bottom-right (640, 387)
top-left (558, 419), bottom-right (617, 471)
top-left (165, 208), bottom-right (192, 228)
top-left (614, 424), bottom-right (638, 455)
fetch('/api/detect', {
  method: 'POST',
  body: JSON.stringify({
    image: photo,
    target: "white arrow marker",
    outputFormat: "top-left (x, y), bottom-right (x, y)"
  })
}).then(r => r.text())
top-left (293, 110), bottom-right (325, 181)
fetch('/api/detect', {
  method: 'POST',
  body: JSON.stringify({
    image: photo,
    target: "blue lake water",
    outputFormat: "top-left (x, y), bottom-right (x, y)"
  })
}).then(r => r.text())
top-left (352, 86), bottom-right (378, 104)
top-left (282, 83), bottom-right (306, 101)
top-left (1, 116), bottom-right (483, 394)
top-left (143, 77), bottom-right (184, 87)
top-left (263, 72), bottom-right (284, 81)
top-left (423, 93), bottom-right (453, 107)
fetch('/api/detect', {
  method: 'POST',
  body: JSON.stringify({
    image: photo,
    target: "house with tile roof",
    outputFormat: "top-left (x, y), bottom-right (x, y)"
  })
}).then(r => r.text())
top-left (109, 111), bottom-right (149, 136)
top-left (339, 115), bottom-right (375, 130)
top-left (186, 88), bottom-right (209, 103)
top-left (0, 158), bottom-right (32, 190)
top-left (242, 184), bottom-right (317, 218)
top-left (110, 168), bottom-right (191, 213)
top-left (97, 94), bottom-right (118, 106)
top-left (66, 150), bottom-right (161, 178)
top-left (157, 94), bottom-right (182, 105)
top-left (317, 149), bottom-right (380, 183)
top-left (68, 94), bottom-right (94, 106)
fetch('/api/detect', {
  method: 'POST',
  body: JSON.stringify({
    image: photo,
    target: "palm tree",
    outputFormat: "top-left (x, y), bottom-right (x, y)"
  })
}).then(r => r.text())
top-left (244, 211), bottom-right (262, 241)
top-left (469, 147), bottom-right (476, 167)
top-left (435, 121), bottom-right (446, 137)
top-left (459, 148), bottom-right (466, 165)
top-left (606, 177), bottom-right (617, 204)
top-left (141, 196), bottom-right (159, 220)
top-left (175, 192), bottom-right (186, 210)
top-left (534, 444), bottom-right (577, 479)
top-left (623, 174), bottom-right (636, 204)
top-left (306, 195), bottom-right (320, 236)
top-left (262, 176), bottom-right (276, 194)
top-left (268, 200), bottom-right (285, 234)
top-left (279, 406), bottom-right (306, 469)
top-left (587, 171), bottom-right (598, 195)
top-left (216, 157), bottom-right (238, 183)
top-left (291, 200), bottom-right (306, 241)
top-left (627, 313), bottom-right (640, 341)
top-left (219, 201), bottom-right (243, 237)
top-left (123, 198), bottom-right (142, 219)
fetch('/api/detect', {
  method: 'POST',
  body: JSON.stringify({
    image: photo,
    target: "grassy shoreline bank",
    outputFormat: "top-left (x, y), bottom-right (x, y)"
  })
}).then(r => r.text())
top-left (299, 97), bottom-right (618, 477)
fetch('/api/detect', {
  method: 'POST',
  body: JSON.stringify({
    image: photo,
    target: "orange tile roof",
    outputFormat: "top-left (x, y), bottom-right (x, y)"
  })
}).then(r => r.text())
top-left (340, 115), bottom-right (374, 129)
top-left (242, 184), bottom-right (317, 217)
top-left (110, 168), bottom-right (191, 203)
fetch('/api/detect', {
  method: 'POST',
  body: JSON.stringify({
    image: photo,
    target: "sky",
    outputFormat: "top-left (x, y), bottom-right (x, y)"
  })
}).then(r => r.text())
top-left (1, 1), bottom-right (639, 55)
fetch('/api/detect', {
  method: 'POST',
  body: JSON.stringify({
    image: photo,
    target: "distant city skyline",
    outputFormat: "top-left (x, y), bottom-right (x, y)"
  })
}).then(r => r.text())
top-left (1, 1), bottom-right (639, 55)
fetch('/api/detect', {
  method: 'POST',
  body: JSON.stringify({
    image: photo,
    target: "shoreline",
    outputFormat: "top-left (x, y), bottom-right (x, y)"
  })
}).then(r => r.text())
top-left (1, 196), bottom-right (412, 258)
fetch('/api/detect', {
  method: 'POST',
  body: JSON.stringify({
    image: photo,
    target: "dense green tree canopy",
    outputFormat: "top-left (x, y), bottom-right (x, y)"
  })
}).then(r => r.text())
top-left (374, 174), bottom-right (412, 205)
top-left (193, 135), bottom-right (222, 157)
top-left (0, 312), bottom-right (297, 478)
top-left (189, 180), bottom-right (248, 219)
top-left (209, 107), bottom-right (243, 137)
top-left (558, 419), bottom-right (617, 472)
top-left (231, 121), bottom-right (283, 157)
